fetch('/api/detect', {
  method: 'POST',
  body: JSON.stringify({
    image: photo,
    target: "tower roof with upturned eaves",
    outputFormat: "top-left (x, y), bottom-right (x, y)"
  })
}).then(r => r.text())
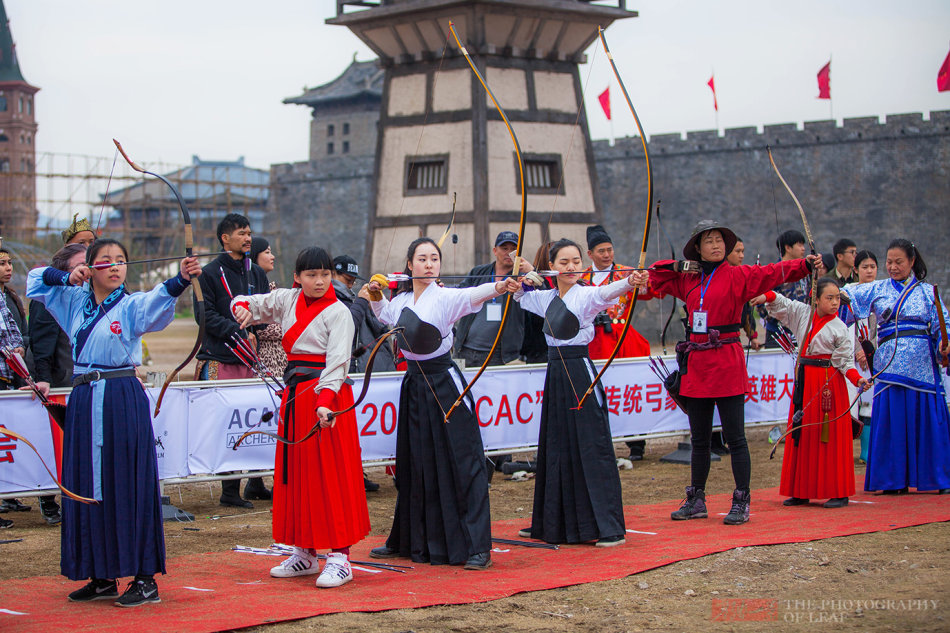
top-left (283, 59), bottom-right (383, 109)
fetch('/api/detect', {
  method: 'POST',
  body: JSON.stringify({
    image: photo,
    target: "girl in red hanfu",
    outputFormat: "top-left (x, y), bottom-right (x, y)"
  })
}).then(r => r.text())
top-left (648, 220), bottom-right (821, 525)
top-left (232, 247), bottom-right (369, 588)
top-left (756, 278), bottom-right (870, 508)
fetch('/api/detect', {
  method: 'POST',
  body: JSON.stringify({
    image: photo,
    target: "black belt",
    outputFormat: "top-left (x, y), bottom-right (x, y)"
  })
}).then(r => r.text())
top-left (799, 357), bottom-right (832, 368)
top-left (282, 361), bottom-right (326, 387)
top-left (878, 329), bottom-right (928, 345)
top-left (72, 369), bottom-right (137, 387)
top-left (686, 323), bottom-right (741, 336)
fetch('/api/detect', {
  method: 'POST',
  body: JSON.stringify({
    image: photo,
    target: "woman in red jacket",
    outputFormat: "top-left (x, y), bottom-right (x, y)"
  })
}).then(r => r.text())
top-left (648, 220), bottom-right (821, 525)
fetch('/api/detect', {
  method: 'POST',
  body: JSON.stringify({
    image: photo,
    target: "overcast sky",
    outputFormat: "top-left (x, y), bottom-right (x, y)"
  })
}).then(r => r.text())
top-left (7, 0), bottom-right (950, 172)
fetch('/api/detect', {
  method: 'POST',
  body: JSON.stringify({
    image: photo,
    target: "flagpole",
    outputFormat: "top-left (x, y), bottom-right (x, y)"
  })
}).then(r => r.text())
top-left (609, 77), bottom-right (615, 146)
top-left (712, 69), bottom-right (720, 132)
top-left (828, 53), bottom-right (834, 121)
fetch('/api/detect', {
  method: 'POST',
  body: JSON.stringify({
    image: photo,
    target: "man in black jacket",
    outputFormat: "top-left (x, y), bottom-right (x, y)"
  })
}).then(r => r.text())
top-left (195, 213), bottom-right (271, 508)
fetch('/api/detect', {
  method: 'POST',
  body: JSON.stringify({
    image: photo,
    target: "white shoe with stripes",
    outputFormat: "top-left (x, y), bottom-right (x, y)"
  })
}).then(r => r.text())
top-left (270, 548), bottom-right (319, 578)
top-left (315, 552), bottom-right (353, 588)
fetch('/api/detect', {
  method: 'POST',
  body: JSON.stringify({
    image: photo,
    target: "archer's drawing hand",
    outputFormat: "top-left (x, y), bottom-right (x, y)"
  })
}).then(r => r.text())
top-left (234, 306), bottom-right (253, 328)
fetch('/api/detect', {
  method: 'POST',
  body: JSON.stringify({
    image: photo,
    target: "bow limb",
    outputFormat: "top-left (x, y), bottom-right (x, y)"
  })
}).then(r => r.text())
top-left (113, 139), bottom-right (206, 417)
top-left (436, 192), bottom-right (458, 249)
top-left (575, 27), bottom-right (654, 410)
top-left (934, 286), bottom-right (949, 367)
top-left (0, 426), bottom-right (98, 504)
top-left (654, 199), bottom-right (678, 355)
top-left (442, 22), bottom-right (527, 423)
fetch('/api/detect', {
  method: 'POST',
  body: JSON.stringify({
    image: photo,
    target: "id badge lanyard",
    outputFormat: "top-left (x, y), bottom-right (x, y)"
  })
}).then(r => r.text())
top-left (693, 266), bottom-right (718, 334)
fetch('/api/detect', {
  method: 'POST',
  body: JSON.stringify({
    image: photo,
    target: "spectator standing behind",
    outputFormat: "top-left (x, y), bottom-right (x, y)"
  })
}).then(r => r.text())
top-left (331, 255), bottom-right (395, 374)
top-left (22, 244), bottom-right (87, 525)
top-left (454, 231), bottom-right (524, 368)
top-left (521, 241), bottom-right (555, 364)
top-left (761, 230), bottom-right (810, 349)
top-left (826, 239), bottom-right (859, 286)
top-left (850, 250), bottom-right (879, 463)
top-left (582, 224), bottom-right (653, 461)
top-left (195, 214), bottom-right (271, 508)
top-left (250, 237), bottom-right (287, 377)
top-left (60, 214), bottom-right (97, 249)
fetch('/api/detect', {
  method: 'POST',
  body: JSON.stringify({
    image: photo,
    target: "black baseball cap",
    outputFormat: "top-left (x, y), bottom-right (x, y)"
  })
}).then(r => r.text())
top-left (495, 230), bottom-right (518, 247)
top-left (332, 255), bottom-right (363, 280)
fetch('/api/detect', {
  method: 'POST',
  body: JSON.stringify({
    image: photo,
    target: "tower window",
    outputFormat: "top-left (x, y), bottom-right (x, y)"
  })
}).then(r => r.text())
top-left (405, 155), bottom-right (448, 196)
top-left (18, 97), bottom-right (23, 113)
top-left (518, 154), bottom-right (564, 195)
top-left (342, 141), bottom-right (350, 154)
top-left (327, 142), bottom-right (335, 155)
top-left (0, 97), bottom-right (6, 111)
top-left (343, 122), bottom-right (350, 135)
top-left (0, 159), bottom-right (8, 172)
top-left (327, 123), bottom-right (335, 137)
top-left (26, 99), bottom-right (31, 115)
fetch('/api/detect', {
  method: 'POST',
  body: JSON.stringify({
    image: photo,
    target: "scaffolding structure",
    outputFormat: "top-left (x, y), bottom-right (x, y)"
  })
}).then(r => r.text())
top-left (0, 150), bottom-right (277, 296)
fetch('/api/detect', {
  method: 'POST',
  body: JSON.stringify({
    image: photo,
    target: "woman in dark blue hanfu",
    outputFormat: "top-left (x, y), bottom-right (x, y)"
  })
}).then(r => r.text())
top-left (842, 239), bottom-right (950, 495)
top-left (27, 238), bottom-right (201, 607)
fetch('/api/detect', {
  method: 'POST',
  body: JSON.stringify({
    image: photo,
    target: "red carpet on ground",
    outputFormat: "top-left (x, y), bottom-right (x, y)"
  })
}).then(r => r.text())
top-left (2, 487), bottom-right (948, 633)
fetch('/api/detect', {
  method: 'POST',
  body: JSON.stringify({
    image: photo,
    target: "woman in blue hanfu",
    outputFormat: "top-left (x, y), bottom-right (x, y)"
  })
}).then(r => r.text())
top-left (27, 238), bottom-right (201, 607)
top-left (841, 239), bottom-right (950, 495)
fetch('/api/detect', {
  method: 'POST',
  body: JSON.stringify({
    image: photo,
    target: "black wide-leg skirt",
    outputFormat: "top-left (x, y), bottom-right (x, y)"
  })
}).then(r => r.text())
top-left (527, 345), bottom-right (625, 544)
top-left (385, 353), bottom-right (491, 564)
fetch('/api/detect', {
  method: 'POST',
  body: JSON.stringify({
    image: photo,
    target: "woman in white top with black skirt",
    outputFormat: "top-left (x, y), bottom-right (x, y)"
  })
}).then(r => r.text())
top-left (505, 238), bottom-right (648, 547)
top-left (362, 236), bottom-right (515, 570)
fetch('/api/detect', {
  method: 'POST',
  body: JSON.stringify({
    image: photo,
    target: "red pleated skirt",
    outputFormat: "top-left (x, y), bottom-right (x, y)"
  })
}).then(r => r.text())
top-left (272, 380), bottom-right (370, 549)
top-left (779, 363), bottom-right (856, 500)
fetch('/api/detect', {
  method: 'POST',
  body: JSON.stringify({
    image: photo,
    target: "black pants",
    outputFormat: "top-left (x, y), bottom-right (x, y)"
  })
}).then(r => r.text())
top-left (681, 394), bottom-right (750, 491)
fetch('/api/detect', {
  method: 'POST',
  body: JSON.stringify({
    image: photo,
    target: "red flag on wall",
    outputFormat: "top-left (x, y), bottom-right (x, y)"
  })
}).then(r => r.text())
top-left (707, 75), bottom-right (718, 111)
top-left (938, 47), bottom-right (950, 92)
top-left (817, 61), bottom-right (831, 99)
top-left (598, 86), bottom-right (611, 120)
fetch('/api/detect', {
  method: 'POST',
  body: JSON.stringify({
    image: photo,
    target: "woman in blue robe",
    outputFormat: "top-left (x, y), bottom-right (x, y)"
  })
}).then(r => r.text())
top-left (27, 238), bottom-right (201, 607)
top-left (842, 239), bottom-right (950, 494)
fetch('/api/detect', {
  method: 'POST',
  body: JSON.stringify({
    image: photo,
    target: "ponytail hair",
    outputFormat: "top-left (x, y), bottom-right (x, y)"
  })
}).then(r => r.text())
top-left (886, 238), bottom-right (927, 281)
top-left (396, 237), bottom-right (441, 296)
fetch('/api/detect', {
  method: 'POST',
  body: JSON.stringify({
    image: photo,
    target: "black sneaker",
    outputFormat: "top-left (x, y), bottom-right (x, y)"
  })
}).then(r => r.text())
top-left (0, 499), bottom-right (31, 513)
top-left (595, 535), bottom-right (626, 547)
top-left (115, 578), bottom-right (160, 607)
top-left (68, 579), bottom-right (118, 602)
top-left (364, 475), bottom-right (380, 492)
top-left (369, 545), bottom-right (400, 559)
top-left (0, 517), bottom-right (12, 529)
top-left (463, 552), bottom-right (492, 570)
top-left (40, 500), bottom-right (62, 525)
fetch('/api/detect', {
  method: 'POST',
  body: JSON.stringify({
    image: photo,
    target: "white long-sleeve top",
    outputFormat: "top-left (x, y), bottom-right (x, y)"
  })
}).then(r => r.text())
top-left (764, 291), bottom-right (855, 376)
top-left (514, 278), bottom-right (634, 347)
top-left (370, 281), bottom-right (501, 361)
top-left (231, 288), bottom-right (353, 396)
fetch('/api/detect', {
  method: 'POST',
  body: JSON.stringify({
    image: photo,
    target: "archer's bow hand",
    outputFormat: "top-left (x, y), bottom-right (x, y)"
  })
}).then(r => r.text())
top-left (805, 254), bottom-right (825, 275)
top-left (857, 377), bottom-right (872, 393)
top-left (502, 277), bottom-right (523, 293)
top-left (180, 256), bottom-right (202, 281)
top-left (317, 406), bottom-right (335, 428)
top-left (626, 270), bottom-right (649, 289)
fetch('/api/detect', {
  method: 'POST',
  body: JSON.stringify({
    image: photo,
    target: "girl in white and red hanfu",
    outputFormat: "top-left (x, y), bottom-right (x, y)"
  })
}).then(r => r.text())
top-left (232, 247), bottom-right (369, 589)
top-left (759, 279), bottom-right (870, 508)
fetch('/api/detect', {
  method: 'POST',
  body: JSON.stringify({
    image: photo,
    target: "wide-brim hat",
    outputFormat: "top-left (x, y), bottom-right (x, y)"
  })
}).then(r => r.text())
top-left (682, 219), bottom-right (738, 260)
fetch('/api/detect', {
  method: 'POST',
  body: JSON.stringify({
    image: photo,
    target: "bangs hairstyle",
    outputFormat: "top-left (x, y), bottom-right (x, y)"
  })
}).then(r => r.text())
top-left (549, 238), bottom-right (582, 263)
top-left (86, 238), bottom-right (128, 266)
top-left (294, 247), bottom-right (333, 274)
top-left (854, 249), bottom-right (877, 268)
top-left (815, 277), bottom-right (841, 298)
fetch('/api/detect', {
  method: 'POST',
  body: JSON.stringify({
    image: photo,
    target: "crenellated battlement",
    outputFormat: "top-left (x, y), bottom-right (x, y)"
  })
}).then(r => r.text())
top-left (593, 110), bottom-right (950, 158)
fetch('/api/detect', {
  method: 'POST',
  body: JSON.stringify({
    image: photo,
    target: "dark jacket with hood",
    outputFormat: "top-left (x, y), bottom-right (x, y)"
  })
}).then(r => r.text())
top-left (196, 252), bottom-right (269, 363)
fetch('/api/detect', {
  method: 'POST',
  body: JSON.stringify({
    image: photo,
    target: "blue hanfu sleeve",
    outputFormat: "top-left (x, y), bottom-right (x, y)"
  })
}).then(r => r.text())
top-left (125, 275), bottom-right (189, 338)
top-left (26, 267), bottom-right (88, 331)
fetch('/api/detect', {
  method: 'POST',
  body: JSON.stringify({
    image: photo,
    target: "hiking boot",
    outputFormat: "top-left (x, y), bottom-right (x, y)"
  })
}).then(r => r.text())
top-left (315, 552), bottom-right (352, 587)
top-left (270, 548), bottom-right (320, 578)
top-left (723, 489), bottom-right (751, 525)
top-left (68, 578), bottom-right (118, 602)
top-left (595, 535), bottom-right (626, 548)
top-left (670, 486), bottom-right (707, 520)
top-left (823, 497), bottom-right (849, 508)
top-left (783, 497), bottom-right (808, 506)
top-left (40, 499), bottom-right (62, 525)
top-left (463, 552), bottom-right (492, 570)
top-left (219, 494), bottom-right (253, 509)
top-left (115, 577), bottom-right (160, 607)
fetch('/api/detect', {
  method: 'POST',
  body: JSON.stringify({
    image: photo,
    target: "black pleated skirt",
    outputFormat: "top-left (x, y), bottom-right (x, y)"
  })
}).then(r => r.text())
top-left (526, 346), bottom-right (625, 544)
top-left (385, 354), bottom-right (492, 564)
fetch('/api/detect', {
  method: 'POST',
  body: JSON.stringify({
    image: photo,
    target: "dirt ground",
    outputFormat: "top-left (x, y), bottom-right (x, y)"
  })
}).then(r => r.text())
top-left (3, 318), bottom-right (948, 631)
